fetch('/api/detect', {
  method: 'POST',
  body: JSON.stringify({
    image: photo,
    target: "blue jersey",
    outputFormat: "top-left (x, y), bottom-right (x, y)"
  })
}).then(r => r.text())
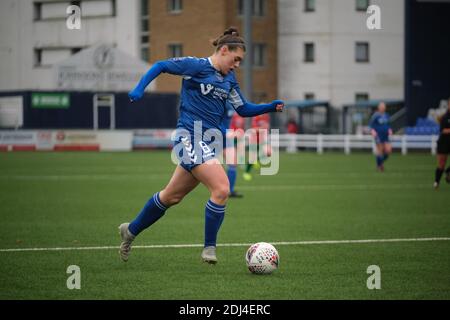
top-left (130, 56), bottom-right (280, 131)
top-left (129, 56), bottom-right (281, 171)
top-left (156, 57), bottom-right (246, 133)
top-left (369, 112), bottom-right (390, 135)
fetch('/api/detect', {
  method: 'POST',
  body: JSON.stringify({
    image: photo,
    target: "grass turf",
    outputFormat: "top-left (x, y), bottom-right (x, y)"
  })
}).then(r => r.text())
top-left (0, 151), bottom-right (448, 299)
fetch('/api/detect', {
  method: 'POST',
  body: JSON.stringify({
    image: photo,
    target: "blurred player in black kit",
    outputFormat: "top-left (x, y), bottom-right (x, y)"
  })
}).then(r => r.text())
top-left (433, 98), bottom-right (450, 189)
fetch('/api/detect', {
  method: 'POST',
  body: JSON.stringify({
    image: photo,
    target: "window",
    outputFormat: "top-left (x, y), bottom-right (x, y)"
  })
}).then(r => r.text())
top-left (168, 44), bottom-right (183, 58)
top-left (141, 35), bottom-right (149, 44)
top-left (34, 0), bottom-right (115, 20)
top-left (355, 93), bottom-right (369, 102)
top-left (33, 2), bottom-right (42, 20)
top-left (34, 48), bottom-right (72, 67)
top-left (304, 43), bottom-right (315, 62)
top-left (141, 47), bottom-right (149, 62)
top-left (305, 93), bottom-right (315, 100)
top-left (168, 0), bottom-right (182, 13)
top-left (355, 42), bottom-right (369, 62)
top-left (356, 0), bottom-right (370, 11)
top-left (141, 18), bottom-right (149, 32)
top-left (253, 43), bottom-right (267, 67)
top-left (140, 0), bottom-right (150, 61)
top-left (111, 0), bottom-right (116, 16)
top-left (71, 47), bottom-right (83, 55)
top-left (34, 49), bottom-right (42, 67)
top-left (39, 1), bottom-right (70, 20)
top-left (253, 0), bottom-right (265, 16)
top-left (237, 0), bottom-right (266, 16)
top-left (305, 0), bottom-right (315, 12)
top-left (141, 0), bottom-right (148, 16)
top-left (81, 0), bottom-right (115, 17)
top-left (71, 1), bottom-right (81, 6)
top-left (238, 0), bottom-right (243, 15)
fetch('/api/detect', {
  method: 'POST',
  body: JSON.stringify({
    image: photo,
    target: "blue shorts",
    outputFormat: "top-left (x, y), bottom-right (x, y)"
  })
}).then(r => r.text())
top-left (375, 133), bottom-right (389, 144)
top-left (172, 128), bottom-right (224, 172)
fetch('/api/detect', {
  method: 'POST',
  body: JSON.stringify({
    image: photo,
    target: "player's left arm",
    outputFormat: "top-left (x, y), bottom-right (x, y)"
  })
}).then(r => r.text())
top-left (229, 85), bottom-right (283, 117)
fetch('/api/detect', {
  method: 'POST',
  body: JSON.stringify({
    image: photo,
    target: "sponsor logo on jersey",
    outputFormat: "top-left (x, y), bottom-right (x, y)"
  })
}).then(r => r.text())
top-left (200, 83), bottom-right (228, 100)
top-left (200, 83), bottom-right (214, 95)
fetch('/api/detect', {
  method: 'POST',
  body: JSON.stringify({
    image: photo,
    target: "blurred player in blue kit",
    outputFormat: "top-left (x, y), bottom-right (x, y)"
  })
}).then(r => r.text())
top-left (119, 27), bottom-right (284, 264)
top-left (369, 102), bottom-right (392, 172)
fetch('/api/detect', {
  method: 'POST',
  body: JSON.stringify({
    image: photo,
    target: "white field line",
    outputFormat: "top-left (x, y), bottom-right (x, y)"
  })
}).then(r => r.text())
top-left (1, 237), bottom-right (449, 253)
top-left (237, 184), bottom-right (435, 191)
top-left (0, 175), bottom-right (434, 191)
top-left (0, 174), bottom-right (169, 181)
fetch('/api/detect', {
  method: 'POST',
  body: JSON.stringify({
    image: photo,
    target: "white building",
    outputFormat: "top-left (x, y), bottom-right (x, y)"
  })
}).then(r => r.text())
top-left (278, 0), bottom-right (404, 107)
top-left (0, 0), bottom-right (148, 91)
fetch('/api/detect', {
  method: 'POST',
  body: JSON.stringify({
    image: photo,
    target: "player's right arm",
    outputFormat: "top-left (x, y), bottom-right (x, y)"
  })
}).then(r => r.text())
top-left (129, 57), bottom-right (203, 101)
top-left (228, 84), bottom-right (283, 117)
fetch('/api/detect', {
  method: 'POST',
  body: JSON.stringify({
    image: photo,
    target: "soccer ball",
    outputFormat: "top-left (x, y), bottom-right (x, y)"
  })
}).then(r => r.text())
top-left (245, 242), bottom-right (279, 274)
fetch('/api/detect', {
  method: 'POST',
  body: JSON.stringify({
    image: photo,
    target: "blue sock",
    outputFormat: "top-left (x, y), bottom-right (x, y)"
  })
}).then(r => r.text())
top-left (128, 192), bottom-right (167, 236)
top-left (204, 200), bottom-right (226, 247)
top-left (376, 156), bottom-right (383, 167)
top-left (227, 165), bottom-right (237, 193)
top-left (383, 154), bottom-right (389, 162)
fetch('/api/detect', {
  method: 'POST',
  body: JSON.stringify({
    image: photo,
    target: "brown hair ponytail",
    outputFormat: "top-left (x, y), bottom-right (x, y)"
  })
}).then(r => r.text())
top-left (212, 27), bottom-right (246, 52)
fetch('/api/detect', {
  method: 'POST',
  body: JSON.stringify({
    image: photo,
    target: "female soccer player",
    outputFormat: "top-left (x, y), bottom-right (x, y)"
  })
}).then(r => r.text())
top-left (119, 27), bottom-right (284, 264)
top-left (433, 98), bottom-right (450, 189)
top-left (369, 102), bottom-right (392, 172)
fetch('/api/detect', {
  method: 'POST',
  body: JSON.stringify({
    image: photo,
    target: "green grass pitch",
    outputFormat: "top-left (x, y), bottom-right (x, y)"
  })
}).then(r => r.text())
top-left (0, 151), bottom-right (449, 299)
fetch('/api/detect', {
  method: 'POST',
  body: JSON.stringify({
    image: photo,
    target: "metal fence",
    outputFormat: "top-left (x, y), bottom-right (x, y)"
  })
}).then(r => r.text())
top-left (280, 134), bottom-right (439, 155)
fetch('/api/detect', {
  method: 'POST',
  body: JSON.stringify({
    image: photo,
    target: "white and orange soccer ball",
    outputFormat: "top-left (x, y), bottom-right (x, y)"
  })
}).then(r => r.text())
top-left (245, 242), bottom-right (279, 275)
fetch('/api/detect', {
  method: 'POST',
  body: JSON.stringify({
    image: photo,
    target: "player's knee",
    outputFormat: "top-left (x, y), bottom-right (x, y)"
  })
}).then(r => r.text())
top-left (213, 185), bottom-right (230, 202)
top-left (167, 195), bottom-right (184, 206)
top-left (160, 190), bottom-right (184, 207)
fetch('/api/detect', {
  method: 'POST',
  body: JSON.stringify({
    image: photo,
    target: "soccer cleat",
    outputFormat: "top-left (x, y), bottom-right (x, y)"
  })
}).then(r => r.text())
top-left (433, 182), bottom-right (439, 190)
top-left (243, 172), bottom-right (252, 181)
top-left (118, 223), bottom-right (135, 262)
top-left (201, 246), bottom-right (217, 264)
top-left (229, 191), bottom-right (244, 198)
